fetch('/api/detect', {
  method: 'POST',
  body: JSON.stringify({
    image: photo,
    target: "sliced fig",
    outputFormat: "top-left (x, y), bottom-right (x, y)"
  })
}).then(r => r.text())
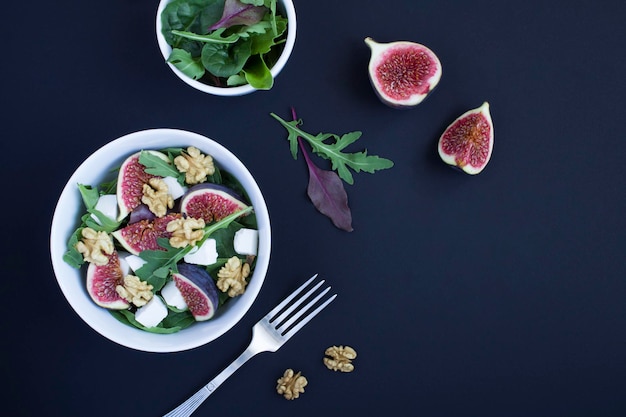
top-left (112, 213), bottom-right (181, 255)
top-left (180, 183), bottom-right (248, 223)
top-left (86, 251), bottom-right (130, 310)
top-left (365, 37), bottom-right (442, 108)
top-left (116, 150), bottom-right (169, 220)
top-left (171, 263), bottom-right (220, 321)
top-left (438, 102), bottom-right (494, 175)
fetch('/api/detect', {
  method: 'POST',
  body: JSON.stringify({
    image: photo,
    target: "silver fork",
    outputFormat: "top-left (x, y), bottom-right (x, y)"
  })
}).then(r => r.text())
top-left (163, 274), bottom-right (337, 417)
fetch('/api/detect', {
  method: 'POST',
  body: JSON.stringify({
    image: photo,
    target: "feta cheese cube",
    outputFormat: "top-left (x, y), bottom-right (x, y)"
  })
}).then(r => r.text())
top-left (118, 256), bottom-right (131, 277)
top-left (135, 296), bottom-right (168, 328)
top-left (91, 194), bottom-right (118, 225)
top-left (184, 238), bottom-right (218, 265)
top-left (233, 228), bottom-right (258, 256)
top-left (119, 253), bottom-right (146, 273)
top-left (162, 176), bottom-right (187, 200)
top-left (161, 280), bottom-right (188, 310)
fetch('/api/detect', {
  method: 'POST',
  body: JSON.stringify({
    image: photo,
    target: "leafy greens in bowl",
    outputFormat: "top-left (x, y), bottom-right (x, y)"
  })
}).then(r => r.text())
top-left (50, 129), bottom-right (271, 352)
top-left (156, 0), bottom-right (296, 95)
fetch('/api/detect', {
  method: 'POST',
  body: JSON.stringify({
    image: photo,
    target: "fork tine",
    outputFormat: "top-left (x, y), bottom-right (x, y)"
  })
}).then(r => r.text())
top-left (279, 293), bottom-right (337, 341)
top-left (275, 286), bottom-right (331, 333)
top-left (265, 274), bottom-right (318, 320)
top-left (270, 279), bottom-right (325, 325)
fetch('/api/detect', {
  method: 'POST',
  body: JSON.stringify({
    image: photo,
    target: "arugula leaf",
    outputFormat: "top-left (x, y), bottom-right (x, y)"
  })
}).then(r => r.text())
top-left (173, 20), bottom-right (273, 45)
top-left (270, 113), bottom-right (395, 185)
top-left (139, 150), bottom-right (180, 179)
top-left (63, 184), bottom-right (123, 267)
top-left (167, 48), bottom-right (206, 80)
top-left (171, 28), bottom-right (239, 44)
top-left (63, 231), bottom-right (84, 268)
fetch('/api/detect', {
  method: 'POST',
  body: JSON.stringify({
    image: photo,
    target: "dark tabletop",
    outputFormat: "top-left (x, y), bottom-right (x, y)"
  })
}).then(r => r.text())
top-left (4, 0), bottom-right (626, 416)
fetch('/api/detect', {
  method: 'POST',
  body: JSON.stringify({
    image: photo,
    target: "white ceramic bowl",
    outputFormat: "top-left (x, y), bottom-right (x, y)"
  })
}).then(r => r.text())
top-left (50, 129), bottom-right (271, 352)
top-left (156, 0), bottom-right (296, 96)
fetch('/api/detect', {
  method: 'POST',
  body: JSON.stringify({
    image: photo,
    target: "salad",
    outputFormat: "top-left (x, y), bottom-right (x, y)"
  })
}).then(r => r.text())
top-left (63, 146), bottom-right (258, 333)
top-left (160, 0), bottom-right (288, 89)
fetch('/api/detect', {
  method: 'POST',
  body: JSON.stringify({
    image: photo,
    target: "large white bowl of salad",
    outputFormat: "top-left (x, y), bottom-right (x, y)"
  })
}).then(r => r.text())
top-left (50, 128), bottom-right (271, 352)
top-left (156, 0), bottom-right (296, 95)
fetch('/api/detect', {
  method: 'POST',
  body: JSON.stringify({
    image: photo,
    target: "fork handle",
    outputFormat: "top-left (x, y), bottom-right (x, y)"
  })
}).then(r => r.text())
top-left (163, 347), bottom-right (259, 417)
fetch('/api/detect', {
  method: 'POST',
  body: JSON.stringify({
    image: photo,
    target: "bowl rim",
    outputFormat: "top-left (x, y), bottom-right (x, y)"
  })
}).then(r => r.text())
top-left (155, 0), bottom-right (297, 96)
top-left (49, 128), bottom-right (271, 352)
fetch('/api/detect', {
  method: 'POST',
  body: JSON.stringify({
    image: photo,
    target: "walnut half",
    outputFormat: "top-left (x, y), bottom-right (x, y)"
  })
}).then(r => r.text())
top-left (323, 345), bottom-right (357, 372)
top-left (276, 369), bottom-right (307, 400)
top-left (216, 256), bottom-right (250, 297)
top-left (141, 177), bottom-right (174, 218)
top-left (174, 146), bottom-right (215, 185)
top-left (166, 217), bottom-right (205, 248)
top-left (115, 275), bottom-right (154, 307)
top-left (75, 227), bottom-right (114, 266)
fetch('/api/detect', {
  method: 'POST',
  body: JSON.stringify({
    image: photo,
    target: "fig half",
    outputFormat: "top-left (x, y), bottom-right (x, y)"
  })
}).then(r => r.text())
top-left (365, 37), bottom-right (442, 108)
top-left (438, 102), bottom-right (494, 175)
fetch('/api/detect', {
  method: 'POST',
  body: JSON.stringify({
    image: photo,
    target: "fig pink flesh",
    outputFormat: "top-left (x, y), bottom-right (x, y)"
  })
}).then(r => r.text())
top-left (174, 276), bottom-right (210, 317)
top-left (119, 155), bottom-right (157, 213)
top-left (440, 113), bottom-right (492, 168)
top-left (87, 252), bottom-right (128, 308)
top-left (116, 213), bottom-right (180, 253)
top-left (184, 194), bottom-right (243, 223)
top-left (376, 46), bottom-right (437, 100)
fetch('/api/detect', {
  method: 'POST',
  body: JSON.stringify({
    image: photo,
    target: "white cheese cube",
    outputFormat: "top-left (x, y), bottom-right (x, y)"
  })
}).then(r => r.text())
top-left (119, 253), bottom-right (146, 273)
top-left (118, 256), bottom-right (131, 277)
top-left (91, 194), bottom-right (118, 225)
top-left (135, 296), bottom-right (168, 328)
top-left (184, 238), bottom-right (218, 265)
top-left (162, 176), bottom-right (187, 200)
top-left (161, 280), bottom-right (188, 310)
top-left (233, 228), bottom-right (258, 256)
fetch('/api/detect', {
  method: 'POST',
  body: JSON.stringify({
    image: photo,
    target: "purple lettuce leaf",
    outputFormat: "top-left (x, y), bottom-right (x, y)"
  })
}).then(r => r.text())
top-left (208, 0), bottom-right (267, 31)
top-left (292, 108), bottom-right (353, 232)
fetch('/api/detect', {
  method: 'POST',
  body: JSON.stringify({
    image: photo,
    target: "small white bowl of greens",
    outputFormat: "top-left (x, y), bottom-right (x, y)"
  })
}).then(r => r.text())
top-left (156, 0), bottom-right (296, 95)
top-left (50, 129), bottom-right (271, 352)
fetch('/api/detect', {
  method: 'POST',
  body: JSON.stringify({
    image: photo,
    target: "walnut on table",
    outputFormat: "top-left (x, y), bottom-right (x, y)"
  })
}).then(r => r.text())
top-left (323, 345), bottom-right (357, 372)
top-left (276, 369), bottom-right (307, 400)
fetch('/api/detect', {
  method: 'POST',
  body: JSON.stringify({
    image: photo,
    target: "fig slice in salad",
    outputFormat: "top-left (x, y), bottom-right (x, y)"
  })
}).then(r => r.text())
top-left (116, 150), bottom-right (169, 220)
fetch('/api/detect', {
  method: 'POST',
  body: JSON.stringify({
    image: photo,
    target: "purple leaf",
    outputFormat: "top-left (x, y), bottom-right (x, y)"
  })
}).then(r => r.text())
top-left (292, 108), bottom-right (353, 232)
top-left (208, 0), bottom-right (267, 31)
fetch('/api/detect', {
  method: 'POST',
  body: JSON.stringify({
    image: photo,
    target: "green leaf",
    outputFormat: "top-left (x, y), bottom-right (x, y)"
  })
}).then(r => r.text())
top-left (270, 113), bottom-right (394, 185)
top-left (243, 54), bottom-right (273, 89)
top-left (202, 40), bottom-right (252, 78)
top-left (78, 184), bottom-right (99, 210)
top-left (171, 28), bottom-right (239, 44)
top-left (62, 230), bottom-right (84, 268)
top-left (226, 73), bottom-right (247, 86)
top-left (161, 0), bottom-right (226, 52)
top-left (168, 48), bottom-right (206, 80)
top-left (249, 16), bottom-right (286, 55)
top-left (139, 150), bottom-right (180, 178)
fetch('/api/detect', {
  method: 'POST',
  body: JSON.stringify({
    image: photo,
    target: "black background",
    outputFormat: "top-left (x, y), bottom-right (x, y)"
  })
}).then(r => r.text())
top-left (3, 0), bottom-right (626, 416)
